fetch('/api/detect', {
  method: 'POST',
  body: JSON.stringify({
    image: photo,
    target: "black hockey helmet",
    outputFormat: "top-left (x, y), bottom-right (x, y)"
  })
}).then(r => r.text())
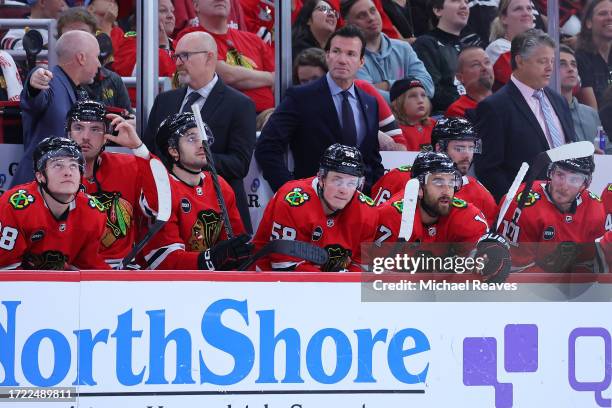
top-left (547, 155), bottom-right (595, 185)
top-left (430, 116), bottom-right (481, 153)
top-left (411, 151), bottom-right (463, 191)
top-left (65, 100), bottom-right (109, 134)
top-left (319, 143), bottom-right (365, 178)
top-left (33, 137), bottom-right (85, 175)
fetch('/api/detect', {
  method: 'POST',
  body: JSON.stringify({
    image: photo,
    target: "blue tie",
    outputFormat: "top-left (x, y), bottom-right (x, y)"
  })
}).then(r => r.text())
top-left (532, 89), bottom-right (564, 148)
top-left (341, 90), bottom-right (357, 146)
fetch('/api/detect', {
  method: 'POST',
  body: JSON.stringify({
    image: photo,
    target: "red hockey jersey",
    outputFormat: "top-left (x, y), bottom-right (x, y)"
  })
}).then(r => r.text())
top-left (0, 182), bottom-right (108, 270)
top-left (372, 168), bottom-right (497, 225)
top-left (141, 172), bottom-right (245, 270)
top-left (498, 182), bottom-right (606, 272)
top-left (603, 183), bottom-right (611, 232)
top-left (252, 177), bottom-right (379, 271)
top-left (81, 152), bottom-right (154, 267)
top-left (375, 194), bottom-right (488, 257)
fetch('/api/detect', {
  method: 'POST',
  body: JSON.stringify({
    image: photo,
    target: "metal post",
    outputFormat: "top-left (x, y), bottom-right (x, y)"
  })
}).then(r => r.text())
top-left (546, 0), bottom-right (560, 93)
top-left (136, 0), bottom-right (159, 135)
top-left (274, 0), bottom-right (293, 105)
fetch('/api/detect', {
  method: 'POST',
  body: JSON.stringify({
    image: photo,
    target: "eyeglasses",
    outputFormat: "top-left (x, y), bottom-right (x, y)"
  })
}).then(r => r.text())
top-left (315, 5), bottom-right (338, 18)
top-left (171, 50), bottom-right (210, 63)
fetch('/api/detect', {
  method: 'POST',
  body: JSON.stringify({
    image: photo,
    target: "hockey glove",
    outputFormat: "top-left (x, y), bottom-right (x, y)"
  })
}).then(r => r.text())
top-left (536, 241), bottom-right (579, 273)
top-left (198, 234), bottom-right (253, 271)
top-left (475, 232), bottom-right (512, 283)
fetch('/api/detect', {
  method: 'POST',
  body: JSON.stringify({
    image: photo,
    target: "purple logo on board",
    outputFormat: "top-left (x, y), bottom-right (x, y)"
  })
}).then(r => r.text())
top-left (463, 324), bottom-right (538, 407)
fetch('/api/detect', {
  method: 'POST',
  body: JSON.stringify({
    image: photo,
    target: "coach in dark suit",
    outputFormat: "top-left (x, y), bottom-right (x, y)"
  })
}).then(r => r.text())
top-left (474, 29), bottom-right (576, 201)
top-left (11, 31), bottom-right (101, 187)
top-left (255, 25), bottom-right (383, 195)
top-left (144, 31), bottom-right (256, 232)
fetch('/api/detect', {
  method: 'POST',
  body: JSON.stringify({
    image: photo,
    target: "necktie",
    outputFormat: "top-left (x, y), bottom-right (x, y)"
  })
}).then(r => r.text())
top-left (341, 90), bottom-right (357, 146)
top-left (182, 91), bottom-right (202, 113)
top-left (532, 89), bottom-right (564, 148)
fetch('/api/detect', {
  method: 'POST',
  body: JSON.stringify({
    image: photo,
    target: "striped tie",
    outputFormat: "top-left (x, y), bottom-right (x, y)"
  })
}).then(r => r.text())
top-left (532, 89), bottom-right (564, 148)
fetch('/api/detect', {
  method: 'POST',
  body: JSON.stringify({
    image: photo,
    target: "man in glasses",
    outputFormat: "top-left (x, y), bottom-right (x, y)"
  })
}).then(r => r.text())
top-left (144, 30), bottom-right (256, 232)
top-left (141, 112), bottom-right (251, 271)
top-left (252, 143), bottom-right (379, 272)
top-left (0, 137), bottom-right (109, 270)
top-left (498, 156), bottom-right (606, 273)
top-left (375, 151), bottom-right (510, 280)
top-left (66, 100), bottom-right (157, 269)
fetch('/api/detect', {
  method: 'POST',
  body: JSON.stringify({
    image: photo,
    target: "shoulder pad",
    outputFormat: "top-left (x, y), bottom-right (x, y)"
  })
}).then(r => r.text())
top-left (397, 165), bottom-right (412, 172)
top-left (357, 192), bottom-right (375, 207)
top-left (124, 31), bottom-right (137, 38)
top-left (391, 200), bottom-right (403, 214)
top-left (87, 195), bottom-right (106, 212)
top-left (607, 183), bottom-right (612, 192)
top-left (451, 197), bottom-right (467, 208)
top-left (8, 189), bottom-right (35, 210)
top-left (588, 191), bottom-right (601, 201)
top-left (515, 191), bottom-right (541, 207)
top-left (284, 187), bottom-right (310, 207)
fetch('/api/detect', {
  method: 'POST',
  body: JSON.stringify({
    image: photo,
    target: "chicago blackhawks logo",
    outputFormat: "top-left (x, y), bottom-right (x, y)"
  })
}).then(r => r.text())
top-left (516, 191), bottom-right (540, 207)
top-left (22, 250), bottom-right (68, 270)
top-left (322, 244), bottom-right (352, 272)
top-left (392, 200), bottom-right (403, 214)
top-left (451, 197), bottom-right (467, 208)
top-left (9, 189), bottom-right (35, 210)
top-left (188, 209), bottom-right (222, 251)
top-left (358, 193), bottom-right (375, 206)
top-left (285, 188), bottom-right (310, 207)
top-left (608, 184), bottom-right (612, 192)
top-left (91, 191), bottom-right (134, 248)
top-left (226, 47), bottom-right (258, 70)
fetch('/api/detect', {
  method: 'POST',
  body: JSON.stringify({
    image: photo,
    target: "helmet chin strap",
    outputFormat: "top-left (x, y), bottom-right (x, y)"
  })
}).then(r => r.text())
top-left (176, 161), bottom-right (202, 175)
top-left (38, 177), bottom-right (76, 206)
top-left (317, 179), bottom-right (343, 216)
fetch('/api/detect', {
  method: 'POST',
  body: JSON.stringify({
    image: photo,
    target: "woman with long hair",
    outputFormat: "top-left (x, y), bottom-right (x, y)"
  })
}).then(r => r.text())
top-left (485, 0), bottom-right (535, 90)
top-left (575, 0), bottom-right (612, 109)
top-left (292, 0), bottom-right (339, 60)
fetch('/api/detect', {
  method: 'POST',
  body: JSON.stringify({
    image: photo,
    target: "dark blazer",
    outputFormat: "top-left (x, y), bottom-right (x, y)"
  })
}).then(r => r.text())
top-left (144, 78), bottom-right (256, 233)
top-left (474, 80), bottom-right (577, 201)
top-left (255, 76), bottom-right (383, 194)
top-left (11, 66), bottom-right (77, 187)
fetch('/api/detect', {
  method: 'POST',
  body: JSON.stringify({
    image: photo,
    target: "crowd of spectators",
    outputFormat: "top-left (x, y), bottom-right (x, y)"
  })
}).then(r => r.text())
top-left (0, 0), bottom-right (611, 208)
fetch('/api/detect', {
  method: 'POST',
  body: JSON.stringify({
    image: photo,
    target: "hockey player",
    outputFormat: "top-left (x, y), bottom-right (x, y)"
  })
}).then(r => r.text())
top-left (66, 100), bottom-right (155, 268)
top-left (603, 183), bottom-right (611, 233)
top-left (375, 151), bottom-right (510, 279)
top-left (252, 144), bottom-right (379, 272)
top-left (372, 117), bottom-right (497, 225)
top-left (498, 156), bottom-right (606, 273)
top-left (143, 112), bottom-right (251, 270)
top-left (0, 137), bottom-right (108, 270)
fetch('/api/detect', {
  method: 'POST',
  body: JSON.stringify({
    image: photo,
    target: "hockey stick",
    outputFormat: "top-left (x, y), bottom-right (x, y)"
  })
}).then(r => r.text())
top-left (398, 178), bottom-right (420, 241)
top-left (516, 141), bottom-right (595, 212)
top-left (117, 159), bottom-right (172, 270)
top-left (191, 103), bottom-right (234, 239)
top-left (238, 240), bottom-right (329, 271)
top-left (495, 162), bottom-right (529, 231)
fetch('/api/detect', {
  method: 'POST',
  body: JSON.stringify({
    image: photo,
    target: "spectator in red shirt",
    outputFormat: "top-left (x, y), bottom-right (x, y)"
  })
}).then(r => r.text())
top-left (87, 0), bottom-right (124, 53)
top-left (446, 46), bottom-right (493, 118)
top-left (389, 77), bottom-right (436, 151)
top-left (176, 0), bottom-right (275, 112)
